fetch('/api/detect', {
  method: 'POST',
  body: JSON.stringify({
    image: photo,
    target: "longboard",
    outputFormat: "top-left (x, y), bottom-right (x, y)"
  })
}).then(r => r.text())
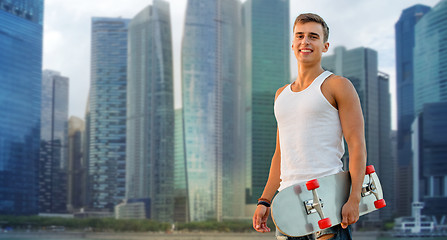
top-left (271, 165), bottom-right (386, 237)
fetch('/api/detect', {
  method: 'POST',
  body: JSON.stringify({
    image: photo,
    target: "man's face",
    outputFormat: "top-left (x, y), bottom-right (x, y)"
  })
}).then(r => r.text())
top-left (292, 22), bottom-right (329, 65)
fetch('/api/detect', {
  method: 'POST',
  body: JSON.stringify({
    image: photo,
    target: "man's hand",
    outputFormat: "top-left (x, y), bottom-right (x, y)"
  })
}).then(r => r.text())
top-left (341, 198), bottom-right (360, 229)
top-left (252, 205), bottom-right (271, 233)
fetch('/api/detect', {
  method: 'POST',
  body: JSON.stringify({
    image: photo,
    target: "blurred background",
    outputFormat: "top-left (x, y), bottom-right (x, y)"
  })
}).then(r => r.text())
top-left (0, 0), bottom-right (446, 237)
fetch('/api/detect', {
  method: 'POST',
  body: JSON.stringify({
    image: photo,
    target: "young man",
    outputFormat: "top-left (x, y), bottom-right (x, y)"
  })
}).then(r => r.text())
top-left (252, 13), bottom-right (366, 240)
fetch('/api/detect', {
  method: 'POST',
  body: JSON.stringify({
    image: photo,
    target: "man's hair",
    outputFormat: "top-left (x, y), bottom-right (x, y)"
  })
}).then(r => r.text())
top-left (293, 13), bottom-right (329, 43)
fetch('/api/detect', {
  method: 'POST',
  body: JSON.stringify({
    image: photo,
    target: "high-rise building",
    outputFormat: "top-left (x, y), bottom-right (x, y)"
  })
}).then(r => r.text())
top-left (378, 72), bottom-right (394, 221)
top-left (0, 0), bottom-right (43, 215)
top-left (67, 116), bottom-right (85, 212)
top-left (182, 0), bottom-right (244, 221)
top-left (39, 70), bottom-right (69, 213)
top-left (395, 4), bottom-right (431, 217)
top-left (412, 102), bottom-right (447, 220)
top-left (126, 0), bottom-right (174, 222)
top-left (412, 0), bottom-right (447, 221)
top-left (242, 0), bottom-right (290, 207)
top-left (174, 108), bottom-right (188, 222)
top-left (414, 0), bottom-right (447, 115)
top-left (88, 17), bottom-right (129, 211)
top-left (322, 46), bottom-right (392, 223)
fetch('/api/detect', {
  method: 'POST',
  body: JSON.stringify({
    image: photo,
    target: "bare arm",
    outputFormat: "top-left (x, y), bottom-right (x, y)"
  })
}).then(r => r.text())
top-left (252, 86), bottom-right (286, 233)
top-left (332, 76), bottom-right (367, 228)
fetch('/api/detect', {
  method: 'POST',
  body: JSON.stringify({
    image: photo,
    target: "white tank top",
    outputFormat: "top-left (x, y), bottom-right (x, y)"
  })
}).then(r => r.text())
top-left (275, 71), bottom-right (344, 191)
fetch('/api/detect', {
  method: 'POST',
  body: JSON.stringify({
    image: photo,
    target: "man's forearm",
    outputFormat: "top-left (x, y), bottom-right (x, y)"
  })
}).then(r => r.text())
top-left (348, 147), bottom-right (366, 202)
top-left (260, 154), bottom-right (281, 201)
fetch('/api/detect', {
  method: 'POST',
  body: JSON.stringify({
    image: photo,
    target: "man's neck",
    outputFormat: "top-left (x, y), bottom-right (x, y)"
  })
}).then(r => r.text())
top-left (295, 64), bottom-right (325, 86)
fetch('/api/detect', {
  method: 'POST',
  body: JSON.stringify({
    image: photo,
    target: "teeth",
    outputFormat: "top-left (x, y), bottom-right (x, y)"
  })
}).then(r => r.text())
top-left (301, 50), bottom-right (312, 53)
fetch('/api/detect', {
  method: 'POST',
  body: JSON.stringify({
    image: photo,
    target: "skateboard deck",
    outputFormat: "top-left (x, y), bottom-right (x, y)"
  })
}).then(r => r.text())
top-left (271, 165), bottom-right (385, 237)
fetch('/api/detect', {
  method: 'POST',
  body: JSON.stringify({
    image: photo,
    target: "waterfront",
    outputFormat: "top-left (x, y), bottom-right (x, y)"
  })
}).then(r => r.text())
top-left (1, 232), bottom-right (447, 240)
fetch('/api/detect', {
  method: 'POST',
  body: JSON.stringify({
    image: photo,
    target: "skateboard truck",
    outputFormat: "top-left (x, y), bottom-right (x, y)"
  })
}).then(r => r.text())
top-left (362, 165), bottom-right (386, 209)
top-left (304, 179), bottom-right (332, 229)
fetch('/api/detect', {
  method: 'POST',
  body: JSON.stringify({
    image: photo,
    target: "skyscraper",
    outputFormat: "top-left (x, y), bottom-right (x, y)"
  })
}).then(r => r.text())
top-left (174, 108), bottom-right (188, 222)
top-left (39, 70), bottom-right (69, 213)
top-left (414, 0), bottom-right (447, 115)
top-left (126, 0), bottom-right (174, 222)
top-left (89, 17), bottom-right (129, 211)
top-left (322, 46), bottom-right (392, 222)
top-left (395, 4), bottom-right (431, 217)
top-left (182, 0), bottom-right (244, 221)
top-left (67, 116), bottom-right (85, 212)
top-left (0, 0), bottom-right (43, 215)
top-left (412, 0), bottom-right (447, 221)
top-left (412, 102), bottom-right (447, 220)
top-left (242, 0), bottom-right (290, 206)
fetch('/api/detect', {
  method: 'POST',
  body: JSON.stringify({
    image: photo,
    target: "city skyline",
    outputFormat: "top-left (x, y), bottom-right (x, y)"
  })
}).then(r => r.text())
top-left (43, 0), bottom-right (441, 130)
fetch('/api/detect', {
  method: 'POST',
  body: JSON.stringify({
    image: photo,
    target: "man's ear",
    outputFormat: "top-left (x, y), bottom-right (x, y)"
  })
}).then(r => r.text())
top-left (323, 42), bottom-right (330, 53)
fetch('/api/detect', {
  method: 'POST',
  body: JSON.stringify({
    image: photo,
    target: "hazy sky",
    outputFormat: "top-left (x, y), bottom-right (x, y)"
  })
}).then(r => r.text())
top-left (42, 0), bottom-right (441, 129)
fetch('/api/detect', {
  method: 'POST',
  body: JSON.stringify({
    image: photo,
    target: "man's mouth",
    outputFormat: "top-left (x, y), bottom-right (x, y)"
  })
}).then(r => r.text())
top-left (299, 49), bottom-right (313, 53)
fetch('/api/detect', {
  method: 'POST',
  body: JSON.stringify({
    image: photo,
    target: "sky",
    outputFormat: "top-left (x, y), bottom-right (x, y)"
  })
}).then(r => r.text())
top-left (42, 0), bottom-right (442, 130)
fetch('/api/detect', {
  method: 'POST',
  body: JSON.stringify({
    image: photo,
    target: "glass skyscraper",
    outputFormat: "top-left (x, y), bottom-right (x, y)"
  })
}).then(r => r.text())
top-left (126, 0), bottom-right (174, 222)
top-left (0, 0), bottom-right (43, 215)
top-left (182, 0), bottom-right (244, 221)
top-left (412, 102), bottom-right (447, 220)
top-left (174, 108), bottom-right (188, 222)
top-left (414, 0), bottom-right (447, 115)
top-left (395, 4), bottom-right (431, 217)
top-left (89, 17), bottom-right (129, 211)
top-left (39, 70), bottom-right (69, 213)
top-left (242, 0), bottom-right (290, 205)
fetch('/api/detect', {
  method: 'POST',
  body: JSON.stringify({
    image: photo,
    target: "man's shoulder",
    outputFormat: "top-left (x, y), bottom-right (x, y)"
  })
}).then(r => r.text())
top-left (275, 84), bottom-right (289, 101)
top-left (325, 74), bottom-right (354, 91)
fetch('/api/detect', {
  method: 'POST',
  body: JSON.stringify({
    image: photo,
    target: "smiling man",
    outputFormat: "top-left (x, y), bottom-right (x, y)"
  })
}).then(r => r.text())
top-left (252, 13), bottom-right (367, 240)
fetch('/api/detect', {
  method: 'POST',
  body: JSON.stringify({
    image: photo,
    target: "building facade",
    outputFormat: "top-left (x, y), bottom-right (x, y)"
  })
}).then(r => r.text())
top-left (126, 0), bottom-right (174, 222)
top-left (0, 0), bottom-right (44, 215)
top-left (395, 4), bottom-right (431, 217)
top-left (88, 17), bottom-right (129, 211)
top-left (412, 102), bottom-right (447, 220)
top-left (67, 116), bottom-right (85, 212)
top-left (39, 70), bottom-right (69, 213)
top-left (182, 0), bottom-right (244, 221)
top-left (242, 0), bottom-right (290, 206)
top-left (174, 108), bottom-right (188, 222)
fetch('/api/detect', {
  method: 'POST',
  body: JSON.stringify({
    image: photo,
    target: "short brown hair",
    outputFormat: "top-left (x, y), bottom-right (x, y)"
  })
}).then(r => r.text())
top-left (293, 13), bottom-right (329, 43)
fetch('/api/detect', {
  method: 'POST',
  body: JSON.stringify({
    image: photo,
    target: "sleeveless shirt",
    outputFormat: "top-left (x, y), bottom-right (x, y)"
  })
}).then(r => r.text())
top-left (274, 71), bottom-right (345, 191)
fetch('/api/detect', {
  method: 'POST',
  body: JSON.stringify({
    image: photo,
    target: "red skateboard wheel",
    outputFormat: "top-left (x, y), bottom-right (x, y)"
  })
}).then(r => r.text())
top-left (365, 165), bottom-right (375, 175)
top-left (318, 218), bottom-right (332, 229)
top-left (306, 179), bottom-right (320, 190)
top-left (374, 199), bottom-right (386, 209)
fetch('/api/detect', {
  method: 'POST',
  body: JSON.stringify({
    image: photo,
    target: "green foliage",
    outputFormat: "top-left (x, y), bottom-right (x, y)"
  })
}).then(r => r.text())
top-left (0, 215), bottom-right (170, 232)
top-left (0, 216), bottom-right (262, 233)
top-left (175, 220), bottom-right (253, 232)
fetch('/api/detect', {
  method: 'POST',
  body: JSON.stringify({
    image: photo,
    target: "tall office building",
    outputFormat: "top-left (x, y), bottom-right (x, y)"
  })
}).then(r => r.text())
top-left (412, 102), bottom-right (447, 220)
top-left (67, 116), bottom-right (85, 212)
top-left (412, 0), bottom-right (447, 221)
top-left (174, 108), bottom-right (188, 222)
top-left (182, 0), bottom-right (244, 221)
top-left (89, 17), bottom-right (129, 211)
top-left (39, 70), bottom-right (69, 213)
top-left (0, 0), bottom-right (44, 215)
top-left (378, 72), bottom-right (394, 221)
top-left (242, 0), bottom-right (290, 206)
top-left (395, 4), bottom-right (431, 217)
top-left (126, 0), bottom-right (174, 222)
top-left (414, 0), bottom-right (447, 115)
top-left (322, 46), bottom-right (392, 222)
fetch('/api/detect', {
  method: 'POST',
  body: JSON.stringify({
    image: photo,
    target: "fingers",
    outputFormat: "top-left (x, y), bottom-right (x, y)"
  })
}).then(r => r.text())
top-left (252, 206), bottom-right (271, 233)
